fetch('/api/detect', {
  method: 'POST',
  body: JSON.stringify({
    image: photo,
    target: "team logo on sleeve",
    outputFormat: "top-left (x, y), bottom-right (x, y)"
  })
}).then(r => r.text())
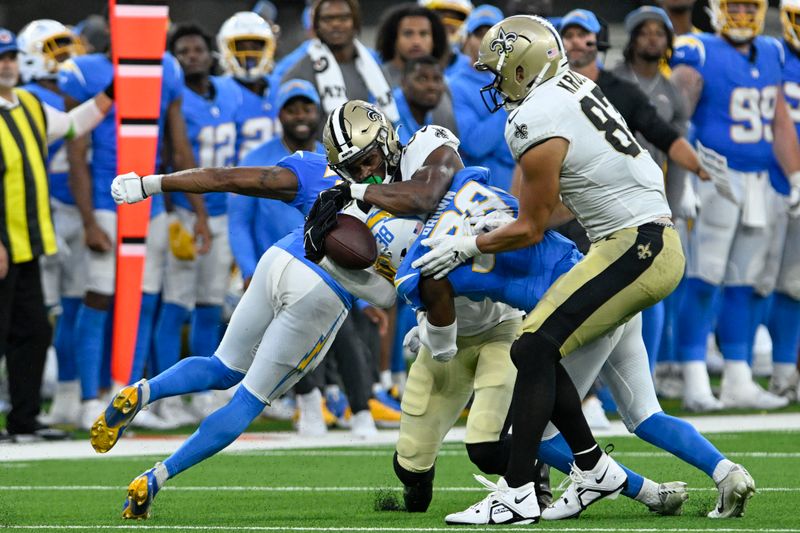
top-left (513, 123), bottom-right (528, 140)
top-left (490, 28), bottom-right (518, 55)
top-left (434, 127), bottom-right (449, 139)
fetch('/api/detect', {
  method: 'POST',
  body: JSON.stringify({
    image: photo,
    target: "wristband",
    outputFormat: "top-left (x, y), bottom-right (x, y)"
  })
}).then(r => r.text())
top-left (789, 171), bottom-right (800, 188)
top-left (142, 174), bottom-right (164, 197)
top-left (350, 183), bottom-right (368, 201)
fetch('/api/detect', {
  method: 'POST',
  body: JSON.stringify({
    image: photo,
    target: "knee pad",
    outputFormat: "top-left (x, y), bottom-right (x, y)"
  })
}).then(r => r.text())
top-left (466, 438), bottom-right (510, 475)
top-left (393, 452), bottom-right (434, 513)
top-left (510, 332), bottom-right (559, 372)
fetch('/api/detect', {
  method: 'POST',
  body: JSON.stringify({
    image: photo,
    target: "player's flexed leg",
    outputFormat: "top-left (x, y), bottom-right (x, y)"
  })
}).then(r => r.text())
top-left (413, 15), bottom-right (685, 524)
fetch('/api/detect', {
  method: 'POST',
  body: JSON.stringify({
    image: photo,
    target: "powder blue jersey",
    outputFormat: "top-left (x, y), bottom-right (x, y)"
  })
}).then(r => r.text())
top-left (671, 33), bottom-right (784, 172)
top-left (229, 138), bottom-right (324, 279)
top-left (395, 167), bottom-right (581, 313)
top-left (21, 83), bottom-right (72, 205)
top-left (173, 75), bottom-right (240, 216)
top-left (770, 41), bottom-right (800, 195)
top-left (272, 151), bottom-right (352, 307)
top-left (233, 76), bottom-right (280, 162)
top-left (58, 53), bottom-right (117, 212)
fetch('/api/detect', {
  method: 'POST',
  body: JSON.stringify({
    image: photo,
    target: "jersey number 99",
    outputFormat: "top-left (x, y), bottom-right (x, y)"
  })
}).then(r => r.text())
top-left (729, 86), bottom-right (777, 143)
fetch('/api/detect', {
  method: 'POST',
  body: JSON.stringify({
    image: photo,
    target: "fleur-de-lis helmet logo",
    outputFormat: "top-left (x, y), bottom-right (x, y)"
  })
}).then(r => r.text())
top-left (490, 28), bottom-right (518, 56)
top-left (363, 105), bottom-right (382, 122)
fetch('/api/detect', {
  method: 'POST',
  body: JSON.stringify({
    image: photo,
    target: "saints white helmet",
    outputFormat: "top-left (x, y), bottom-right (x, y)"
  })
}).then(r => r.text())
top-left (217, 11), bottom-right (276, 82)
top-left (17, 19), bottom-right (83, 83)
top-left (366, 208), bottom-right (424, 282)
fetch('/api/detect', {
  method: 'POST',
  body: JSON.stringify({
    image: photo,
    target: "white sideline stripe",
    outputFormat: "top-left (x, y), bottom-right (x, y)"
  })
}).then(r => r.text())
top-left (2, 527), bottom-right (800, 533)
top-left (0, 485), bottom-right (797, 493)
top-left (3, 413), bottom-right (800, 462)
top-left (231, 450), bottom-right (800, 458)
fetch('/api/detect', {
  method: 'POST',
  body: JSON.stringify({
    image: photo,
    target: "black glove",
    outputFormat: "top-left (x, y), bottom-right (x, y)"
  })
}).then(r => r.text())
top-left (103, 78), bottom-right (114, 100)
top-left (303, 184), bottom-right (352, 262)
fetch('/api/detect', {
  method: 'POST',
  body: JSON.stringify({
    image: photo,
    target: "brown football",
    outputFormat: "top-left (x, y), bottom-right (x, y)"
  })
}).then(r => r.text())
top-left (324, 213), bottom-right (378, 269)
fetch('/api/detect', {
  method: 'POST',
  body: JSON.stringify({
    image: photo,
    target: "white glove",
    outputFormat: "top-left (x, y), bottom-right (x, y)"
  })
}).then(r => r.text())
top-left (111, 172), bottom-right (163, 205)
top-left (469, 210), bottom-right (515, 234)
top-left (402, 326), bottom-right (421, 357)
top-left (695, 141), bottom-right (741, 205)
top-left (411, 234), bottom-right (480, 280)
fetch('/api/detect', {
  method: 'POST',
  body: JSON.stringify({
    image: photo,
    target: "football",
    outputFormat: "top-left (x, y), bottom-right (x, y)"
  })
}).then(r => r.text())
top-left (325, 214), bottom-right (378, 269)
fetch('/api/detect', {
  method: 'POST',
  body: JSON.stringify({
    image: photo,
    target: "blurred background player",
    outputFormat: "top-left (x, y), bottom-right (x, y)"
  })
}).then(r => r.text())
top-left (448, 4), bottom-right (515, 191)
top-left (418, 0), bottom-right (474, 75)
top-left (753, 0), bottom-right (800, 401)
top-left (150, 23), bottom-right (238, 425)
top-left (284, 0), bottom-right (399, 128)
top-left (57, 17), bottom-right (121, 430)
top-left (217, 11), bottom-right (281, 162)
top-left (15, 19), bottom-right (86, 427)
top-left (375, 3), bottom-right (457, 136)
top-left (614, 6), bottom-right (699, 395)
top-left (658, 0), bottom-right (699, 36)
top-left (671, 0), bottom-right (800, 411)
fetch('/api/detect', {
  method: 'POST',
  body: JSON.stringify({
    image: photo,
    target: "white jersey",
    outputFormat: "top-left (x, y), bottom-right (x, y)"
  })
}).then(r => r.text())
top-left (506, 70), bottom-right (671, 241)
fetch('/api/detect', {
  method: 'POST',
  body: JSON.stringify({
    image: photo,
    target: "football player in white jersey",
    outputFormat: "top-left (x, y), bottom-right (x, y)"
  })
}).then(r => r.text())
top-left (411, 15), bottom-right (685, 524)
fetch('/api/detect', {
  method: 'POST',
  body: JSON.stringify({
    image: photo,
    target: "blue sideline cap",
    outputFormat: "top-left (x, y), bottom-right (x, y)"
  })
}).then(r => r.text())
top-left (559, 9), bottom-right (601, 34)
top-left (0, 28), bottom-right (18, 56)
top-left (624, 6), bottom-right (673, 35)
top-left (276, 79), bottom-right (320, 110)
top-left (465, 5), bottom-right (504, 35)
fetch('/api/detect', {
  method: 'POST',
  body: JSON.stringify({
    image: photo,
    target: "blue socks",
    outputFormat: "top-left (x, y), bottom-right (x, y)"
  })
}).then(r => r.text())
top-left (768, 293), bottom-right (800, 365)
top-left (634, 412), bottom-right (724, 478)
top-left (716, 286), bottom-right (754, 361)
top-left (130, 293), bottom-right (160, 383)
top-left (642, 302), bottom-right (665, 374)
top-left (74, 304), bottom-right (108, 400)
top-left (163, 385), bottom-right (264, 478)
top-left (148, 355), bottom-right (244, 403)
top-left (153, 303), bottom-right (190, 374)
top-left (538, 433), bottom-right (643, 499)
top-left (53, 297), bottom-right (80, 382)
top-left (678, 278), bottom-right (720, 362)
top-left (191, 305), bottom-right (223, 357)
top-left (657, 278), bottom-right (686, 365)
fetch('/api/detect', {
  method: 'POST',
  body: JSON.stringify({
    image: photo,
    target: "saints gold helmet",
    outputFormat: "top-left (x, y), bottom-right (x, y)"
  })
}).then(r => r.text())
top-left (323, 100), bottom-right (402, 184)
top-left (708, 0), bottom-right (767, 43)
top-left (474, 15), bottom-right (568, 112)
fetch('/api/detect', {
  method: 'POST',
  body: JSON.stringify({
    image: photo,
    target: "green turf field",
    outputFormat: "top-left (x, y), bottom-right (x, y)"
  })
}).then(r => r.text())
top-left (1, 430), bottom-right (797, 531)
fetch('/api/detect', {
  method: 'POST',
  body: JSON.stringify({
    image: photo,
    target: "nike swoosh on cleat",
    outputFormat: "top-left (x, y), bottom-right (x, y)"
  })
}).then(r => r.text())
top-left (514, 492), bottom-right (533, 504)
top-left (717, 488), bottom-right (725, 514)
top-left (595, 465), bottom-right (609, 484)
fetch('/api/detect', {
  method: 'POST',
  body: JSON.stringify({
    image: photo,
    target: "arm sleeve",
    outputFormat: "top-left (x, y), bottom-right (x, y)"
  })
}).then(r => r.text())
top-left (44, 99), bottom-right (105, 144)
top-left (227, 193), bottom-right (260, 280)
top-left (318, 257), bottom-right (397, 308)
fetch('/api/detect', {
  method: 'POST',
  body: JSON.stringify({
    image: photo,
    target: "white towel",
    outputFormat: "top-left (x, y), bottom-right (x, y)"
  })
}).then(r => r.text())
top-left (306, 38), bottom-right (399, 123)
top-left (740, 170), bottom-right (769, 228)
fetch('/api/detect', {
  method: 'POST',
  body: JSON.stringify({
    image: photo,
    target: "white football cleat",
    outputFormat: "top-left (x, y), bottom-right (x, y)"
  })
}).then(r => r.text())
top-left (542, 452), bottom-right (627, 520)
top-left (647, 482), bottom-right (688, 515)
top-left (708, 464), bottom-right (755, 518)
top-left (445, 475), bottom-right (539, 525)
top-left (682, 393), bottom-right (724, 413)
top-left (350, 409), bottom-right (378, 438)
top-left (720, 380), bottom-right (789, 410)
top-left (40, 380), bottom-right (81, 426)
top-left (295, 389), bottom-right (327, 437)
top-left (155, 396), bottom-right (199, 427)
top-left (79, 399), bottom-right (104, 431)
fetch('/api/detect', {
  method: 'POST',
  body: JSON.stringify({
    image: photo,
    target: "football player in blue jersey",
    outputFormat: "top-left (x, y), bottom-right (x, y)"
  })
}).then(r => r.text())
top-left (229, 79), bottom-right (322, 291)
top-left (752, 0), bottom-right (800, 401)
top-left (16, 19), bottom-right (86, 427)
top-left (100, 101), bottom-right (465, 519)
top-left (148, 24), bottom-right (240, 426)
top-left (670, 0), bottom-right (800, 411)
top-left (58, 29), bottom-right (123, 430)
top-left (217, 12), bottom-right (281, 162)
top-left (395, 168), bottom-right (755, 520)
top-left (127, 50), bottom-right (211, 430)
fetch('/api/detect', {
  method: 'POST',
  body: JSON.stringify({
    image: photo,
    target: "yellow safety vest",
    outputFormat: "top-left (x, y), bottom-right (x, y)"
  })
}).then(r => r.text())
top-left (0, 88), bottom-right (57, 263)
